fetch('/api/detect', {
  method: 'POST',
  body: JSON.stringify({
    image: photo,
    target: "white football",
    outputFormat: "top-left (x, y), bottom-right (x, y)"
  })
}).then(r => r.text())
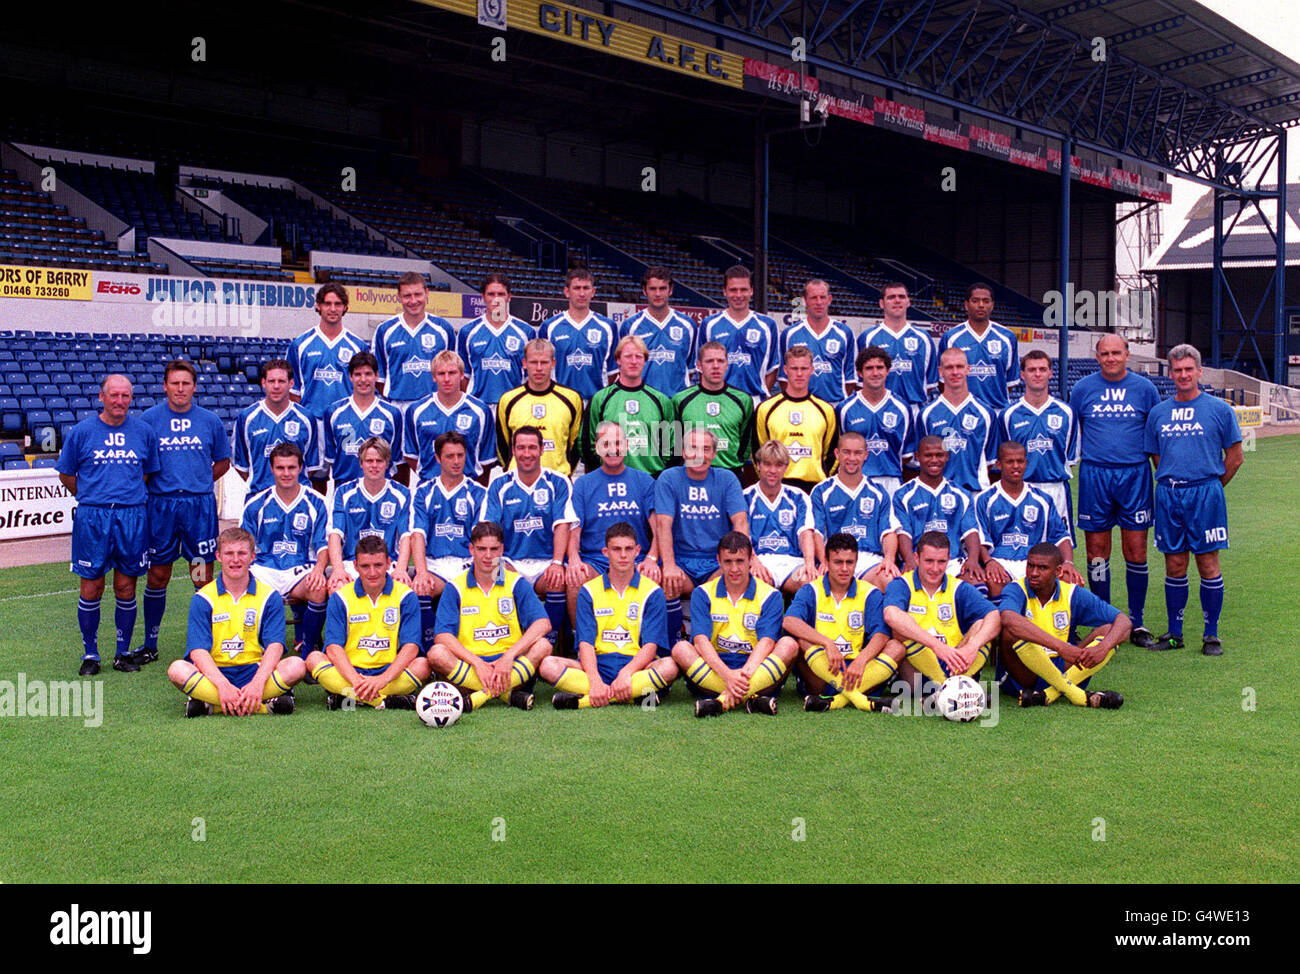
top-left (935, 675), bottom-right (986, 722)
top-left (416, 681), bottom-right (465, 728)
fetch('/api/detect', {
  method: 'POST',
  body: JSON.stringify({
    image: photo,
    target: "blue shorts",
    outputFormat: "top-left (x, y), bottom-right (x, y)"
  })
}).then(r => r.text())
top-left (996, 648), bottom-right (1093, 695)
top-left (356, 664), bottom-right (391, 677)
top-left (595, 652), bottom-right (634, 684)
top-left (581, 552), bottom-right (609, 575)
top-left (1154, 479), bottom-right (1229, 554)
top-left (147, 493), bottom-right (219, 564)
top-left (69, 504), bottom-right (149, 579)
top-left (678, 557), bottom-right (718, 587)
top-left (684, 650), bottom-right (788, 698)
top-left (1076, 462), bottom-right (1153, 533)
top-left (181, 660), bottom-right (260, 688)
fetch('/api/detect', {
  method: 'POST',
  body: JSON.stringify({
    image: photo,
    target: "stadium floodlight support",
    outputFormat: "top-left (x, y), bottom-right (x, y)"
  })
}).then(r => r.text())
top-left (1059, 136), bottom-right (1071, 401)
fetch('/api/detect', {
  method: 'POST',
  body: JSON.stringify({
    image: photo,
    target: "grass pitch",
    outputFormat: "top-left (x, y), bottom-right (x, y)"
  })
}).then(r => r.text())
top-left (1, 436), bottom-right (1296, 883)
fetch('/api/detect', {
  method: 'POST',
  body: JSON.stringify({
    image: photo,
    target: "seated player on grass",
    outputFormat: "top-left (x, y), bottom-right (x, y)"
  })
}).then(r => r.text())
top-left (745, 439), bottom-right (820, 596)
top-left (428, 521), bottom-right (553, 712)
top-left (541, 522), bottom-right (678, 709)
top-left (670, 532), bottom-right (798, 717)
top-left (997, 543), bottom-right (1128, 709)
top-left (783, 532), bottom-right (903, 713)
top-left (303, 536), bottom-right (431, 711)
top-left (168, 527), bottom-right (306, 717)
top-left (882, 530), bottom-right (1001, 694)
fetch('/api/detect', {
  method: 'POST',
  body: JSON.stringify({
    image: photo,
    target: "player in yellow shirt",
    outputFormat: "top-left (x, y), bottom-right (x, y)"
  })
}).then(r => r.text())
top-left (496, 338), bottom-right (584, 476)
top-left (882, 530), bottom-right (1001, 692)
top-left (167, 527), bottom-right (306, 717)
top-left (303, 535), bottom-right (431, 710)
top-left (670, 531), bottom-right (799, 716)
top-left (783, 532), bottom-right (904, 712)
top-left (755, 345), bottom-right (837, 492)
top-left (998, 543), bottom-right (1128, 708)
top-left (427, 521), bottom-right (553, 711)
top-left (540, 521), bottom-right (678, 708)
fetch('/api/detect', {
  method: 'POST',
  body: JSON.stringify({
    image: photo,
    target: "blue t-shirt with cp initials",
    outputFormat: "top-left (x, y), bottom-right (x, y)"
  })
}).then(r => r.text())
top-left (142, 403), bottom-right (230, 494)
top-left (57, 415), bottom-right (161, 506)
top-left (1144, 393), bottom-right (1242, 483)
top-left (1069, 370), bottom-right (1161, 467)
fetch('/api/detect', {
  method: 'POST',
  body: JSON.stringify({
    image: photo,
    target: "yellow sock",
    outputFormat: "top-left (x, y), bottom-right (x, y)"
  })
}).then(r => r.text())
top-left (1014, 642), bottom-right (1085, 705)
top-left (845, 690), bottom-right (877, 711)
top-left (553, 667), bottom-right (590, 695)
top-left (745, 655), bottom-right (787, 697)
top-left (496, 657), bottom-right (537, 703)
top-left (181, 671), bottom-right (222, 706)
top-left (311, 661), bottom-right (355, 698)
top-left (804, 646), bottom-right (840, 690)
top-left (685, 658), bottom-right (726, 694)
top-left (631, 667), bottom-right (669, 697)
top-left (445, 657), bottom-right (491, 710)
top-left (855, 655), bottom-right (898, 694)
top-left (380, 669), bottom-right (421, 702)
top-left (963, 644), bottom-right (990, 679)
top-left (827, 693), bottom-right (851, 710)
top-left (1046, 648), bottom-right (1114, 705)
top-left (904, 642), bottom-right (947, 683)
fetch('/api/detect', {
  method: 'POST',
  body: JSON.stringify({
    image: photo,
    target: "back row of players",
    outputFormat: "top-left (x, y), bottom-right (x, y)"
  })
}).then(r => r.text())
top-left (55, 265), bottom-right (1243, 717)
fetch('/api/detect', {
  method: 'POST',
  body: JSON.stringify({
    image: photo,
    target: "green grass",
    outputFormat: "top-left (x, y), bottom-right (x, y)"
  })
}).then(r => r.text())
top-left (1, 436), bottom-right (1297, 883)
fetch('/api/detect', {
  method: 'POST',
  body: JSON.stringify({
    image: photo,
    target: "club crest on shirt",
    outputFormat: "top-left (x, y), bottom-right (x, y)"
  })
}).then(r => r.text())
top-left (583, 328), bottom-right (601, 345)
top-left (937, 604), bottom-right (954, 622)
top-left (1024, 505), bottom-right (1039, 523)
top-left (669, 327), bottom-right (683, 342)
top-left (940, 494), bottom-right (957, 512)
top-left (987, 339), bottom-right (1002, 355)
top-left (882, 412), bottom-right (898, 429)
top-left (284, 421), bottom-right (300, 437)
top-left (369, 418), bottom-right (385, 435)
top-left (292, 512), bottom-right (309, 531)
top-left (498, 598), bottom-right (514, 615)
top-left (506, 336), bottom-right (521, 352)
top-left (380, 501), bottom-right (397, 519)
top-left (777, 508), bottom-right (794, 527)
top-left (533, 488), bottom-right (549, 506)
top-left (1053, 610), bottom-right (1069, 630)
top-left (742, 612), bottom-right (758, 630)
top-left (243, 608), bottom-right (258, 628)
top-left (420, 333), bottom-right (436, 351)
top-left (456, 414), bottom-right (473, 431)
top-left (706, 402), bottom-right (721, 416)
top-left (532, 403), bottom-right (546, 419)
top-left (383, 606), bottom-right (399, 626)
top-left (1047, 414), bottom-right (1063, 431)
top-left (847, 611), bottom-right (864, 630)
top-left (625, 400), bottom-right (640, 415)
top-left (627, 602), bottom-right (639, 620)
top-left (455, 498), bottom-right (468, 516)
top-left (339, 348), bottom-right (354, 364)
top-left (789, 411), bottom-right (803, 425)
top-left (826, 339), bottom-right (841, 354)
top-left (961, 413), bottom-right (979, 431)
top-left (746, 329), bottom-right (760, 343)
top-left (904, 337), bottom-right (918, 352)
top-left (859, 496), bottom-right (875, 515)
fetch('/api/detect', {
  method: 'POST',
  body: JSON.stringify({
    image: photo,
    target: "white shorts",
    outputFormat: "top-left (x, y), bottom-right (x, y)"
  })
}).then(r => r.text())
top-left (994, 559), bottom-right (1026, 581)
top-left (869, 476), bottom-right (901, 499)
top-left (756, 553), bottom-right (804, 588)
top-left (945, 558), bottom-right (966, 577)
top-left (1028, 481), bottom-right (1070, 525)
top-left (505, 557), bottom-right (551, 586)
top-left (856, 552), bottom-right (884, 578)
top-left (426, 556), bottom-right (469, 583)
top-left (250, 563), bottom-right (312, 596)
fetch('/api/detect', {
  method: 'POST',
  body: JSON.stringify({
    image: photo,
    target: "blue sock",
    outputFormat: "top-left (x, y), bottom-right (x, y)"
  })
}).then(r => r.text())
top-left (666, 598), bottom-right (682, 647)
top-left (1088, 557), bottom-right (1110, 604)
top-left (975, 582), bottom-right (989, 597)
top-left (114, 597), bottom-right (137, 658)
top-left (544, 591), bottom-right (566, 646)
top-left (77, 597), bottom-right (101, 659)
top-left (1125, 561), bottom-right (1148, 628)
top-left (142, 586), bottom-right (167, 650)
top-left (302, 601), bottom-right (327, 655)
top-left (291, 604), bottom-right (305, 651)
top-left (1200, 575), bottom-right (1225, 638)
top-left (419, 595), bottom-right (437, 650)
top-left (1165, 575), bottom-right (1189, 638)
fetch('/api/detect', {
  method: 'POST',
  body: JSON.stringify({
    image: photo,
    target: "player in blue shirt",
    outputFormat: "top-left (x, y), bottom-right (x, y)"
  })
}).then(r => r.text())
top-left (919, 347), bottom-right (999, 493)
top-left (323, 351), bottom-right (404, 488)
top-left (231, 359), bottom-right (320, 495)
top-left (1068, 333), bottom-right (1163, 646)
top-left (372, 271), bottom-right (456, 414)
top-left (240, 442), bottom-right (330, 658)
top-left (938, 282), bottom-right (1019, 410)
top-left (458, 273), bottom-right (536, 408)
top-left (403, 431), bottom-right (488, 648)
top-left (999, 350), bottom-right (1079, 528)
top-left (745, 440), bottom-right (818, 595)
top-left (856, 282), bottom-right (937, 411)
top-left (564, 421), bottom-right (659, 621)
top-left (403, 349), bottom-right (496, 483)
top-left (287, 282), bottom-right (368, 451)
top-left (654, 426), bottom-right (749, 645)
top-left (998, 543), bottom-right (1128, 709)
top-left (1143, 345), bottom-right (1245, 656)
top-left (836, 345), bottom-right (915, 496)
top-left (138, 360), bottom-right (231, 667)
top-left (701, 265), bottom-right (780, 399)
top-left (619, 266), bottom-right (697, 397)
top-left (973, 440), bottom-right (1080, 599)
top-left (539, 267), bottom-right (618, 401)
top-left (327, 437), bottom-right (411, 591)
top-left (57, 374), bottom-right (161, 675)
top-left (891, 436), bottom-right (982, 580)
top-left (778, 279), bottom-right (857, 404)
top-left (480, 426), bottom-right (576, 648)
top-left (809, 432), bottom-right (899, 589)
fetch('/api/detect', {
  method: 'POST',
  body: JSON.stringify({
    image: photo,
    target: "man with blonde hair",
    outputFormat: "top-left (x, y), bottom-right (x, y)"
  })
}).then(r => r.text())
top-left (404, 348), bottom-right (496, 483)
top-left (745, 440), bottom-right (819, 595)
top-left (496, 337), bottom-right (584, 476)
top-left (580, 333), bottom-right (677, 475)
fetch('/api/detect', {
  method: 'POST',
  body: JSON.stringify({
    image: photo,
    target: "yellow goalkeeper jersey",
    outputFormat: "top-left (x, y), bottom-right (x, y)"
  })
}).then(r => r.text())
top-left (496, 381), bottom-right (584, 476)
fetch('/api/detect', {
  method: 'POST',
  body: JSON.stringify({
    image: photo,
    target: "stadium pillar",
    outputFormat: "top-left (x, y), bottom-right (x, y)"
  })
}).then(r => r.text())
top-left (754, 118), bottom-right (769, 314)
top-left (1212, 190), bottom-right (1223, 369)
top-left (1273, 134), bottom-right (1287, 384)
top-left (1058, 137), bottom-right (1071, 400)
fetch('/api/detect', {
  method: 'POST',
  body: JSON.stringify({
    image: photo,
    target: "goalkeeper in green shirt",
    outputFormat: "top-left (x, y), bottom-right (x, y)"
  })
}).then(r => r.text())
top-left (672, 340), bottom-right (758, 483)
top-left (581, 335), bottom-right (678, 476)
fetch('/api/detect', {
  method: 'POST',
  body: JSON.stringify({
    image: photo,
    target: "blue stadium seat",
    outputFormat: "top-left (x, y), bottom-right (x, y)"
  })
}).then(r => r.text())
top-left (1, 456), bottom-right (28, 470)
top-left (0, 441), bottom-right (22, 461)
top-left (31, 455), bottom-right (58, 469)
top-left (0, 401), bottom-right (22, 435)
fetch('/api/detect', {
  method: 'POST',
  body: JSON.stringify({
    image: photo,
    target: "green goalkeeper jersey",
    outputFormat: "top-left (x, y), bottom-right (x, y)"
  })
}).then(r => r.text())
top-left (581, 380), bottom-right (678, 475)
top-left (671, 383), bottom-right (757, 473)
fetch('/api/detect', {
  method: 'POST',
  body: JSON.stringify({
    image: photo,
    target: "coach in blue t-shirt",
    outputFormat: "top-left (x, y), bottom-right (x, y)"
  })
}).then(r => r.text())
top-left (1069, 333), bottom-right (1162, 646)
top-left (57, 374), bottom-right (161, 676)
top-left (137, 360), bottom-right (232, 667)
top-left (1143, 345), bottom-right (1244, 656)
top-left (654, 426), bottom-right (748, 645)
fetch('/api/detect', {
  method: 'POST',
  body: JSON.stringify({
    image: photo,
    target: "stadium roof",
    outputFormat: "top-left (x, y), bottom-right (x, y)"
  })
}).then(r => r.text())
top-left (1143, 184), bottom-right (1300, 270)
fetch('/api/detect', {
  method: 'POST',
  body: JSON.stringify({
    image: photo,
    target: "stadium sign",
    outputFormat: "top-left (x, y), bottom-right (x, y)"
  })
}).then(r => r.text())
top-left (0, 469), bottom-right (75, 541)
top-left (417, 0), bottom-right (743, 89)
top-left (0, 264), bottom-right (93, 301)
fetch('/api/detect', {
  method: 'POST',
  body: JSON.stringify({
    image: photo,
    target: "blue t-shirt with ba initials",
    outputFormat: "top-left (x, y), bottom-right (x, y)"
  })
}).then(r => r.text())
top-left (57, 415), bottom-right (161, 506)
top-left (654, 465), bottom-right (746, 565)
top-left (141, 403), bottom-right (229, 495)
